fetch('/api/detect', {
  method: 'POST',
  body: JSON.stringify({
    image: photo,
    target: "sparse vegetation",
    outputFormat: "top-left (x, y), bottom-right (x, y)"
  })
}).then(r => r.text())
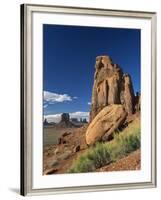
top-left (68, 120), bottom-right (140, 173)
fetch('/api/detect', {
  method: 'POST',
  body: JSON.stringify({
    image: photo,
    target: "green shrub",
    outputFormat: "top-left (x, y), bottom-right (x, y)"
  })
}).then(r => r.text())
top-left (112, 124), bottom-right (140, 158)
top-left (69, 156), bottom-right (95, 173)
top-left (69, 120), bottom-right (140, 173)
top-left (68, 143), bottom-right (112, 173)
top-left (88, 143), bottom-right (112, 168)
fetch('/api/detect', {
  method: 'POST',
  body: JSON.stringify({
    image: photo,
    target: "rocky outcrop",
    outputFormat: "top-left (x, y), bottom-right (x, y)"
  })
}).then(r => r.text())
top-left (73, 145), bottom-right (80, 153)
top-left (61, 113), bottom-right (70, 123)
top-left (86, 55), bottom-right (138, 145)
top-left (121, 74), bottom-right (135, 115)
top-left (134, 92), bottom-right (141, 112)
top-left (43, 125), bottom-right (88, 174)
top-left (43, 118), bottom-right (49, 126)
top-left (86, 104), bottom-right (127, 145)
top-left (57, 113), bottom-right (74, 128)
top-left (90, 55), bottom-right (135, 121)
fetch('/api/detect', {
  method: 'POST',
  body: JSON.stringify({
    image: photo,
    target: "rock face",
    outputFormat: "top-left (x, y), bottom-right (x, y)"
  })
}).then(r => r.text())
top-left (86, 55), bottom-right (138, 145)
top-left (121, 74), bottom-right (135, 115)
top-left (90, 55), bottom-right (135, 121)
top-left (86, 104), bottom-right (127, 145)
top-left (135, 92), bottom-right (141, 112)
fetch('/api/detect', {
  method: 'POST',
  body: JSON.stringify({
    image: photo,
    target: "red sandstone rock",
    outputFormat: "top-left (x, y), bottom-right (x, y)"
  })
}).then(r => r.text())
top-left (86, 104), bottom-right (127, 145)
top-left (90, 55), bottom-right (135, 121)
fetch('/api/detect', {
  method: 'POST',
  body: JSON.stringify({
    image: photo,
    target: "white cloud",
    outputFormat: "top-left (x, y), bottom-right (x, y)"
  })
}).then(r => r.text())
top-left (44, 91), bottom-right (73, 103)
top-left (88, 102), bottom-right (91, 105)
top-left (44, 113), bottom-right (62, 123)
top-left (43, 104), bottom-right (48, 108)
top-left (44, 111), bottom-right (89, 123)
top-left (70, 111), bottom-right (89, 119)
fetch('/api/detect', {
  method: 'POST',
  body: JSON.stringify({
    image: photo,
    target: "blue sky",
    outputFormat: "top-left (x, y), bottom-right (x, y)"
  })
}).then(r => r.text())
top-left (43, 24), bottom-right (140, 122)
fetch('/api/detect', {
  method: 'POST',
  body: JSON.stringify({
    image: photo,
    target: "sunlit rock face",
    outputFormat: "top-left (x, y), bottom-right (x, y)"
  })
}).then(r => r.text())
top-left (90, 55), bottom-right (135, 122)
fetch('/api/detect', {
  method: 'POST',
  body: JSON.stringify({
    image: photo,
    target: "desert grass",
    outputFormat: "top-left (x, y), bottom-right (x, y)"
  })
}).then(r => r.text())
top-left (68, 120), bottom-right (140, 173)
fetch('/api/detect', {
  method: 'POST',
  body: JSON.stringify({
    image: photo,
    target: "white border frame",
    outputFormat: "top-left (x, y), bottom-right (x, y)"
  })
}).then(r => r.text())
top-left (20, 4), bottom-right (157, 196)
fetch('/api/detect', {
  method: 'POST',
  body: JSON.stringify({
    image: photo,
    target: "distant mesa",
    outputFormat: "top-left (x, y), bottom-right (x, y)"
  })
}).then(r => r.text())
top-left (71, 117), bottom-right (88, 127)
top-left (61, 113), bottom-right (70, 123)
top-left (43, 118), bottom-right (55, 126)
top-left (44, 113), bottom-right (87, 128)
top-left (43, 118), bottom-right (50, 126)
top-left (71, 118), bottom-right (78, 123)
top-left (71, 117), bottom-right (87, 123)
top-left (83, 118), bottom-right (87, 123)
top-left (57, 113), bottom-right (74, 128)
top-left (43, 118), bottom-right (48, 126)
top-left (57, 113), bottom-right (88, 128)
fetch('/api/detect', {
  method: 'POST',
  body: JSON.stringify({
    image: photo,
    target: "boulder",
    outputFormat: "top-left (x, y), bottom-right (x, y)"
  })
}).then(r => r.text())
top-left (58, 137), bottom-right (66, 144)
top-left (62, 132), bottom-right (71, 137)
top-left (58, 151), bottom-right (72, 160)
top-left (45, 168), bottom-right (58, 175)
top-left (50, 159), bottom-right (59, 167)
top-left (86, 104), bottom-right (127, 145)
top-left (54, 147), bottom-right (60, 155)
top-left (73, 145), bottom-right (80, 153)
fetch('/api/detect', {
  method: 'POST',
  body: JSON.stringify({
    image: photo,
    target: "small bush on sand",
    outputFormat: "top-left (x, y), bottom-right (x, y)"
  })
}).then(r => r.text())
top-left (68, 143), bottom-right (112, 173)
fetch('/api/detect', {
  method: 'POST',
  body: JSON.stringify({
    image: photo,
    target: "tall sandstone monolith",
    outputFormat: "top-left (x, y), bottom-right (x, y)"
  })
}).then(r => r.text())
top-left (90, 55), bottom-right (135, 121)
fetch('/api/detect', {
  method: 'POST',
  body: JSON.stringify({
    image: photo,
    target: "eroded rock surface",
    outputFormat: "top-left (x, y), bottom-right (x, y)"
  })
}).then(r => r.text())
top-left (90, 55), bottom-right (135, 121)
top-left (86, 104), bottom-right (127, 145)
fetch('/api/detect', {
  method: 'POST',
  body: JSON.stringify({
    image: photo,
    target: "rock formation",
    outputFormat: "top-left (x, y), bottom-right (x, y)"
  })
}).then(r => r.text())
top-left (134, 92), bottom-right (141, 112)
top-left (57, 113), bottom-right (74, 128)
top-left (85, 55), bottom-right (139, 145)
top-left (121, 74), bottom-right (135, 115)
top-left (90, 55), bottom-right (135, 121)
top-left (43, 118), bottom-right (49, 126)
top-left (61, 113), bottom-right (70, 123)
top-left (86, 104), bottom-right (127, 145)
